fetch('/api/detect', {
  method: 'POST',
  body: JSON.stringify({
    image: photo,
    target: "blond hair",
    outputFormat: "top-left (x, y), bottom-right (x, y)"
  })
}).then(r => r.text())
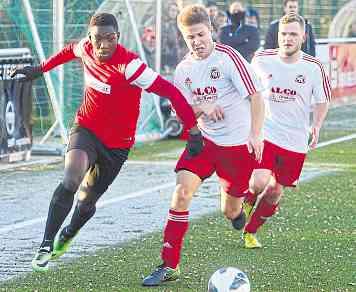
top-left (279, 13), bottom-right (305, 31)
top-left (177, 4), bottom-right (211, 30)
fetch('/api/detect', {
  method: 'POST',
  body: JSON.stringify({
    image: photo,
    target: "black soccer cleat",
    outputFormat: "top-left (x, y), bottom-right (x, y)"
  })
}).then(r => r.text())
top-left (142, 264), bottom-right (180, 286)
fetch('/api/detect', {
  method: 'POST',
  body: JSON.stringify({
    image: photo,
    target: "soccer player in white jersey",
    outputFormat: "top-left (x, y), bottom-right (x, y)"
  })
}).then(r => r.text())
top-left (142, 4), bottom-right (265, 286)
top-left (242, 13), bottom-right (330, 249)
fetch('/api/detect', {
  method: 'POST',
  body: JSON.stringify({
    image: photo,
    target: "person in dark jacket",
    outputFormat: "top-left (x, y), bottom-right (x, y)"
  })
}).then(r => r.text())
top-left (264, 0), bottom-right (316, 56)
top-left (218, 1), bottom-right (260, 62)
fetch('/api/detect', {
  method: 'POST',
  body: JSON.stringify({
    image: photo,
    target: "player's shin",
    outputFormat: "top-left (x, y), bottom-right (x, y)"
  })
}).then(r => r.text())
top-left (41, 183), bottom-right (75, 248)
top-left (161, 209), bottom-right (189, 269)
top-left (244, 197), bottom-right (279, 234)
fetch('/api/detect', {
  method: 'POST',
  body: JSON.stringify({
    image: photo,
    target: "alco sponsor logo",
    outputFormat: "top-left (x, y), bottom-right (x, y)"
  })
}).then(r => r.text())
top-left (210, 67), bottom-right (221, 80)
top-left (193, 86), bottom-right (218, 103)
top-left (271, 86), bottom-right (296, 96)
top-left (193, 86), bottom-right (217, 96)
top-left (270, 86), bottom-right (297, 102)
top-left (295, 74), bottom-right (306, 84)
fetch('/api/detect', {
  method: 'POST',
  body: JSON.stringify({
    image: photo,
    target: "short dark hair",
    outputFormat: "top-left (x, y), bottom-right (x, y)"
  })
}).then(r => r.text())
top-left (89, 13), bottom-right (119, 31)
top-left (283, 0), bottom-right (298, 7)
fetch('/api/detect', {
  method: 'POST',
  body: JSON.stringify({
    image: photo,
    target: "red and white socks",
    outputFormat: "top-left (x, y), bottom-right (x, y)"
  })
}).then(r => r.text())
top-left (161, 209), bottom-right (189, 269)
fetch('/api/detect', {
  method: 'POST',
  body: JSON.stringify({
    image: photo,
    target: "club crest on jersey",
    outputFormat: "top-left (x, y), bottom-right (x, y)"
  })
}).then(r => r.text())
top-left (210, 67), bottom-right (221, 80)
top-left (295, 74), bottom-right (306, 84)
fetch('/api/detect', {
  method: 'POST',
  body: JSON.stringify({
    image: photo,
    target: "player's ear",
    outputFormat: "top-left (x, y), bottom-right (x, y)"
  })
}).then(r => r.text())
top-left (88, 31), bottom-right (92, 41)
top-left (117, 31), bottom-right (120, 41)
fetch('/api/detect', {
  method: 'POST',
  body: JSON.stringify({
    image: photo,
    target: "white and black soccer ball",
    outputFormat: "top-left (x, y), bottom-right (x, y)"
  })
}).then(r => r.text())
top-left (208, 267), bottom-right (250, 292)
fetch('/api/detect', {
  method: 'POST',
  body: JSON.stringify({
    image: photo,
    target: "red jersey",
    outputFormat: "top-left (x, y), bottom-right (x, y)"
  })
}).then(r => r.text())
top-left (41, 38), bottom-right (195, 148)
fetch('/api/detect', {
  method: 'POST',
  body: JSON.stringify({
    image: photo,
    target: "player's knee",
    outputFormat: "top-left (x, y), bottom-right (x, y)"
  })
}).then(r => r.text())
top-left (222, 205), bottom-right (241, 220)
top-left (172, 184), bottom-right (194, 210)
top-left (250, 175), bottom-right (270, 194)
top-left (250, 180), bottom-right (267, 195)
top-left (62, 176), bottom-right (82, 193)
top-left (51, 183), bottom-right (75, 209)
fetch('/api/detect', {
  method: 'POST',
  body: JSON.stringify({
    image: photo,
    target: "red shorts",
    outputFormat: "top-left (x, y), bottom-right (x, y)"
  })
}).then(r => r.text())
top-left (256, 140), bottom-right (306, 187)
top-left (175, 138), bottom-right (255, 197)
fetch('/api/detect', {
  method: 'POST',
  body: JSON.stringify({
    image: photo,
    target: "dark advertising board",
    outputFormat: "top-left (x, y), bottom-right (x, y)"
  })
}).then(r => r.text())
top-left (0, 49), bottom-right (33, 163)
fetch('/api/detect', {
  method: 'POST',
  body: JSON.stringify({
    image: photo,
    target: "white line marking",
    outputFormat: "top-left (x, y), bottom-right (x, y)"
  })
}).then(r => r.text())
top-left (316, 133), bottom-right (356, 148)
top-left (1, 132), bottom-right (354, 235)
top-left (0, 182), bottom-right (175, 235)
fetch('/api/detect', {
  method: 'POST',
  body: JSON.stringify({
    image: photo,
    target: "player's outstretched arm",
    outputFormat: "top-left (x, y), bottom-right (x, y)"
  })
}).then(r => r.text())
top-left (147, 75), bottom-right (204, 157)
top-left (147, 75), bottom-right (197, 130)
top-left (11, 43), bottom-right (78, 80)
top-left (248, 91), bottom-right (265, 162)
top-left (10, 65), bottom-right (42, 81)
top-left (309, 102), bottom-right (329, 149)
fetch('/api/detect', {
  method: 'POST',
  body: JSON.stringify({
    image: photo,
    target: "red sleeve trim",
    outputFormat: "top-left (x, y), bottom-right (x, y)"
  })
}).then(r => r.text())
top-left (127, 62), bottom-right (147, 84)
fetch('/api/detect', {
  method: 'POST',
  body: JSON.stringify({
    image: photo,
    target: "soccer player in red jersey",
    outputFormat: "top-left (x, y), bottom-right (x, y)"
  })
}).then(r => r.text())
top-left (142, 5), bottom-right (264, 286)
top-left (11, 13), bottom-right (203, 272)
top-left (242, 14), bottom-right (330, 249)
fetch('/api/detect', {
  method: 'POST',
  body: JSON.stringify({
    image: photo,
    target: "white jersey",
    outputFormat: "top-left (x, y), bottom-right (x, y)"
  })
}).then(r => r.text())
top-left (251, 49), bottom-right (331, 153)
top-left (174, 43), bottom-right (263, 146)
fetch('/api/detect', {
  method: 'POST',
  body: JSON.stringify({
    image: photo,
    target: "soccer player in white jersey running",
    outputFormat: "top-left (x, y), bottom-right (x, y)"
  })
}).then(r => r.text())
top-left (142, 4), bottom-right (265, 286)
top-left (242, 13), bottom-right (330, 249)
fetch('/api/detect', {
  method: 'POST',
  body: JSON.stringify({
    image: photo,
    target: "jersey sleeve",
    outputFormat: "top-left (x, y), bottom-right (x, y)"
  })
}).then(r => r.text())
top-left (41, 42), bottom-right (78, 72)
top-left (173, 65), bottom-right (194, 105)
top-left (125, 58), bottom-right (158, 89)
top-left (250, 57), bottom-right (263, 83)
top-left (73, 38), bottom-right (87, 58)
top-left (250, 56), bottom-right (269, 91)
top-left (311, 63), bottom-right (332, 104)
top-left (224, 48), bottom-right (263, 98)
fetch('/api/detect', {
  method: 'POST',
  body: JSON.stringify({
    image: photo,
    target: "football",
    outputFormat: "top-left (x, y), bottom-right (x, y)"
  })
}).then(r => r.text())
top-left (208, 267), bottom-right (250, 292)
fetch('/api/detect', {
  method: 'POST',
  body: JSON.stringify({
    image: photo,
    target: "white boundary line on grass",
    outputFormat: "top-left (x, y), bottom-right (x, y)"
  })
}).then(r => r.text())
top-left (315, 133), bottom-right (356, 148)
top-left (1, 133), bottom-right (355, 235)
top-left (0, 182), bottom-right (175, 235)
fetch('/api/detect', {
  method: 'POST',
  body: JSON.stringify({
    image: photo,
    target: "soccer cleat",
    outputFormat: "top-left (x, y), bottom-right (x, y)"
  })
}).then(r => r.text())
top-left (243, 232), bottom-right (262, 249)
top-left (51, 228), bottom-right (76, 260)
top-left (142, 264), bottom-right (180, 286)
top-left (31, 246), bottom-right (52, 272)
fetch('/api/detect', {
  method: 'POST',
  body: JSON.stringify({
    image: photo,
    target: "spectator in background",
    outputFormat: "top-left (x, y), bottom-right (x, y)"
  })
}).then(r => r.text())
top-left (218, 1), bottom-right (260, 62)
top-left (264, 0), bottom-right (316, 56)
top-left (245, 7), bottom-right (260, 29)
top-left (206, 1), bottom-right (219, 41)
top-left (141, 26), bottom-right (156, 68)
top-left (161, 2), bottom-right (181, 74)
top-left (206, 1), bottom-right (218, 20)
top-left (214, 10), bottom-right (228, 41)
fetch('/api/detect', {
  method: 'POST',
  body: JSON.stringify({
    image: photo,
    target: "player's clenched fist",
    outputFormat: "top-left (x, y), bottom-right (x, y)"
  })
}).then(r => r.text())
top-left (10, 65), bottom-right (43, 81)
top-left (186, 129), bottom-right (204, 157)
